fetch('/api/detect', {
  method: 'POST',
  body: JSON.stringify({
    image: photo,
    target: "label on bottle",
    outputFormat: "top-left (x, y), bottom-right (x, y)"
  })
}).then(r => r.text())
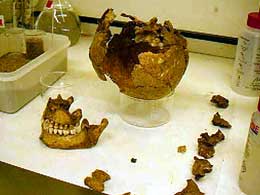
top-left (239, 112), bottom-right (260, 194)
top-left (45, 0), bottom-right (53, 8)
top-left (250, 120), bottom-right (259, 135)
top-left (0, 15), bottom-right (5, 28)
top-left (232, 30), bottom-right (260, 95)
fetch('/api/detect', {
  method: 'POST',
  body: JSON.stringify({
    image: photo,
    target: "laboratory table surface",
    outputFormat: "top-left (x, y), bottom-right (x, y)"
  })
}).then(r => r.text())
top-left (0, 36), bottom-right (258, 195)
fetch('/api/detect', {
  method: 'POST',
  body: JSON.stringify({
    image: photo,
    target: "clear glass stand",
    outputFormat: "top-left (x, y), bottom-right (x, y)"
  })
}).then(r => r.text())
top-left (119, 93), bottom-right (173, 128)
top-left (40, 71), bottom-right (73, 104)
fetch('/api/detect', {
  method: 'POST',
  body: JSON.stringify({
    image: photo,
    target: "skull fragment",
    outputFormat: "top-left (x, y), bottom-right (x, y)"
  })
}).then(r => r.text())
top-left (89, 9), bottom-right (189, 100)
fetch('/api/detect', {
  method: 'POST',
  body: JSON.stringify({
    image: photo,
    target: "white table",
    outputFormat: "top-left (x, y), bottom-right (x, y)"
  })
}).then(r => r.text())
top-left (0, 36), bottom-right (257, 195)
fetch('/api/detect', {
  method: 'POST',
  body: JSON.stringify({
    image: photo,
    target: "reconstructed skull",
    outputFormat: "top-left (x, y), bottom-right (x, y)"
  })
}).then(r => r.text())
top-left (40, 95), bottom-right (108, 149)
top-left (89, 9), bottom-right (189, 100)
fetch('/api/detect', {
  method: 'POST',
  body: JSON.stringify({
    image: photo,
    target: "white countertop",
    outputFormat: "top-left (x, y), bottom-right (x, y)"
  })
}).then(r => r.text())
top-left (0, 36), bottom-right (258, 195)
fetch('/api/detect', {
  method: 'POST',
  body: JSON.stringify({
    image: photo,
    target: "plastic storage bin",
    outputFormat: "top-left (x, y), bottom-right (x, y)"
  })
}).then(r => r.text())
top-left (0, 32), bottom-right (70, 113)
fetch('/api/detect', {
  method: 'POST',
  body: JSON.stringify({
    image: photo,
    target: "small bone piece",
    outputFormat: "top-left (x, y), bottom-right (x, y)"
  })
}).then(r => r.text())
top-left (84, 177), bottom-right (104, 192)
top-left (192, 156), bottom-right (213, 180)
top-left (92, 169), bottom-right (111, 182)
top-left (210, 95), bottom-right (229, 108)
top-left (177, 145), bottom-right (187, 153)
top-left (174, 179), bottom-right (204, 195)
top-left (84, 169), bottom-right (110, 192)
top-left (212, 112), bottom-right (232, 128)
top-left (197, 130), bottom-right (225, 159)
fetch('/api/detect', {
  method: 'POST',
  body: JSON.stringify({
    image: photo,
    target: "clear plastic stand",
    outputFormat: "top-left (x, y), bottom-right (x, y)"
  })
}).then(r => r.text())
top-left (119, 93), bottom-right (173, 128)
top-left (40, 71), bottom-right (73, 104)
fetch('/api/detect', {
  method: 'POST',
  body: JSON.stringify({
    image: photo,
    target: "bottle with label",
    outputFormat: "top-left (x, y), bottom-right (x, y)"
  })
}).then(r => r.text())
top-left (231, 12), bottom-right (260, 96)
top-left (0, 0), bottom-right (13, 29)
top-left (239, 97), bottom-right (260, 194)
top-left (0, 15), bottom-right (5, 34)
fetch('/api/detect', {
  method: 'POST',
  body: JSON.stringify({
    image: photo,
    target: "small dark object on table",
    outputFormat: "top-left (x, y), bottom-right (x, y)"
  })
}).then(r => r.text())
top-left (131, 158), bottom-right (137, 163)
top-left (174, 179), bottom-right (204, 195)
top-left (197, 130), bottom-right (225, 159)
top-left (192, 156), bottom-right (213, 180)
top-left (84, 169), bottom-right (111, 192)
top-left (212, 112), bottom-right (232, 128)
top-left (177, 145), bottom-right (187, 153)
top-left (84, 176), bottom-right (104, 192)
top-left (92, 169), bottom-right (111, 182)
top-left (210, 95), bottom-right (229, 108)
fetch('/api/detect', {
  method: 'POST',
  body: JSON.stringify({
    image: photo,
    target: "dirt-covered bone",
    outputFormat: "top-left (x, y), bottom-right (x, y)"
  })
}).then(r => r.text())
top-left (89, 9), bottom-right (189, 100)
top-left (174, 179), bottom-right (204, 195)
top-left (192, 156), bottom-right (213, 180)
top-left (40, 95), bottom-right (108, 149)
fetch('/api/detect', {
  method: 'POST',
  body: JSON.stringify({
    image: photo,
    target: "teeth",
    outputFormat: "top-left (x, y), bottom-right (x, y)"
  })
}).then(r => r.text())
top-left (54, 123), bottom-right (59, 129)
top-left (63, 130), bottom-right (69, 136)
top-left (49, 128), bottom-right (53, 134)
top-left (44, 121), bottom-right (79, 136)
top-left (43, 122), bottom-right (48, 130)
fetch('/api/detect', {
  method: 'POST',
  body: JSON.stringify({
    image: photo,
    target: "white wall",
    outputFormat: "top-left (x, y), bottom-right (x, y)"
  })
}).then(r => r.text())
top-left (70, 0), bottom-right (259, 38)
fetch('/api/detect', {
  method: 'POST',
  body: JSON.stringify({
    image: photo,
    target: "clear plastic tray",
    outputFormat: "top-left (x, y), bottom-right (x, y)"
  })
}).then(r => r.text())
top-left (0, 31), bottom-right (70, 113)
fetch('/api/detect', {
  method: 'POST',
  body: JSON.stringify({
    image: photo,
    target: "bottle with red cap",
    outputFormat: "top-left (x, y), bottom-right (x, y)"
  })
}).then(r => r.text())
top-left (231, 11), bottom-right (260, 96)
top-left (239, 97), bottom-right (260, 194)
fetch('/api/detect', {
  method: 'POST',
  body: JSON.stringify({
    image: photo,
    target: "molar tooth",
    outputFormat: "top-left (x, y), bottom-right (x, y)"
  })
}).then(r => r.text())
top-left (70, 129), bottom-right (76, 135)
top-left (50, 120), bottom-right (54, 124)
top-left (58, 130), bottom-right (63, 135)
top-left (54, 123), bottom-right (59, 129)
top-left (49, 128), bottom-right (53, 134)
top-left (49, 124), bottom-right (53, 128)
top-left (69, 125), bottom-right (74, 130)
top-left (53, 129), bottom-right (58, 134)
top-left (43, 122), bottom-right (48, 130)
top-left (63, 130), bottom-right (69, 136)
top-left (64, 125), bottom-right (68, 130)
top-left (59, 125), bottom-right (64, 130)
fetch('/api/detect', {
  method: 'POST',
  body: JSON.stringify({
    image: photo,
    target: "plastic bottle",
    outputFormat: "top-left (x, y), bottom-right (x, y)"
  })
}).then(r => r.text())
top-left (0, 0), bottom-right (13, 28)
top-left (239, 97), bottom-right (260, 194)
top-left (0, 15), bottom-right (5, 34)
top-left (231, 12), bottom-right (260, 96)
